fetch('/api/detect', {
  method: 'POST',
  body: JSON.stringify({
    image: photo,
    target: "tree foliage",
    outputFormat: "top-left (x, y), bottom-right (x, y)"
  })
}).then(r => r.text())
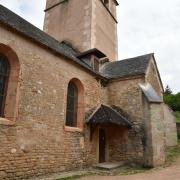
top-left (164, 85), bottom-right (172, 95)
top-left (163, 86), bottom-right (180, 111)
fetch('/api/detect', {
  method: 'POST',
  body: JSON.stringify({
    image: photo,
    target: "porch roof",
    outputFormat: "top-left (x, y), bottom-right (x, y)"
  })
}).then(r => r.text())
top-left (86, 104), bottom-right (132, 128)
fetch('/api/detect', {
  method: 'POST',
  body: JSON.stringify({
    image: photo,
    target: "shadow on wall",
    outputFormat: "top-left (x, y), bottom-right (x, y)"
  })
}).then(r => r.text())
top-left (176, 123), bottom-right (180, 139)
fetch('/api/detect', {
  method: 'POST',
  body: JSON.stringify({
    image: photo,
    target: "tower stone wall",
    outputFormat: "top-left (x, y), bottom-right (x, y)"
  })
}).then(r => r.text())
top-left (44, 0), bottom-right (118, 60)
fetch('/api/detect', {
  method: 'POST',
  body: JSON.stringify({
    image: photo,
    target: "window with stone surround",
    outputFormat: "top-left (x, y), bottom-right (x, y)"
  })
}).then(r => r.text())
top-left (0, 44), bottom-right (20, 125)
top-left (66, 81), bottom-right (78, 127)
top-left (65, 78), bottom-right (84, 130)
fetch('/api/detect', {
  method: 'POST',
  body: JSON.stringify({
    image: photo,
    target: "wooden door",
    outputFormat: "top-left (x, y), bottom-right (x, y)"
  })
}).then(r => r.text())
top-left (99, 128), bottom-right (106, 163)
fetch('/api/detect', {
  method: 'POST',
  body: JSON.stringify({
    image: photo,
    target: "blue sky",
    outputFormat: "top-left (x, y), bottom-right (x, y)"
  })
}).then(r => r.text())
top-left (0, 0), bottom-right (180, 93)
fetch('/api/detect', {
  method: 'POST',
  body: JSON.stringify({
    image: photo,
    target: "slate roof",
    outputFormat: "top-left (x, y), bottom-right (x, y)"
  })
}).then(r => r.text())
top-left (86, 104), bottom-right (132, 128)
top-left (100, 54), bottom-right (153, 79)
top-left (77, 48), bottom-right (106, 59)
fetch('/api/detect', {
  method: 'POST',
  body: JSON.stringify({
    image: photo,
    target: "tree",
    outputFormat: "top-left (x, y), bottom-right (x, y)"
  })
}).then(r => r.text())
top-left (163, 92), bottom-right (180, 111)
top-left (164, 85), bottom-right (172, 95)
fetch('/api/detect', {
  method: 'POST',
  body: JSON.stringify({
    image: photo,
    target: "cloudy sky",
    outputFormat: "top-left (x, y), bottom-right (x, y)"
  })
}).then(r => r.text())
top-left (0, 0), bottom-right (180, 93)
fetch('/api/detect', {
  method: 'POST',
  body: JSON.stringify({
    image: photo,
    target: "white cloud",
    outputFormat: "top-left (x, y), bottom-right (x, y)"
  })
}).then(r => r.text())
top-left (0, 0), bottom-right (46, 28)
top-left (0, 0), bottom-right (179, 92)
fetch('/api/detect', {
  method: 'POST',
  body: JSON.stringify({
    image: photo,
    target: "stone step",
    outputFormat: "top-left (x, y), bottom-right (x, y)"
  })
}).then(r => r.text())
top-left (93, 161), bottom-right (125, 170)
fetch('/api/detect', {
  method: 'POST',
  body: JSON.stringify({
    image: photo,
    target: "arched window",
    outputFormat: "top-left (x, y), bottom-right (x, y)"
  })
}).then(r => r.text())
top-left (0, 54), bottom-right (10, 117)
top-left (66, 81), bottom-right (78, 127)
top-left (0, 44), bottom-right (20, 123)
top-left (65, 78), bottom-right (84, 129)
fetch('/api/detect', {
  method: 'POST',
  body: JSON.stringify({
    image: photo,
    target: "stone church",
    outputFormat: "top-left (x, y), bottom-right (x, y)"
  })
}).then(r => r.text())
top-left (0, 0), bottom-right (177, 179)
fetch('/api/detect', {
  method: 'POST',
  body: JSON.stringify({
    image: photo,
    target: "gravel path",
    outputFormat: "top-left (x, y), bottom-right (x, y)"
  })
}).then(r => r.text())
top-left (80, 158), bottom-right (180, 180)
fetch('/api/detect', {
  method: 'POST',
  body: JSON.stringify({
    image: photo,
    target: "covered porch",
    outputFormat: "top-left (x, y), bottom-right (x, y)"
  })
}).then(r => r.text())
top-left (86, 104), bottom-right (132, 164)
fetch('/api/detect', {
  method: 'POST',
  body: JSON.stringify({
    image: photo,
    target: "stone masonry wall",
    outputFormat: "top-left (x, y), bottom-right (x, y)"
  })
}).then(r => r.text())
top-left (144, 58), bottom-right (168, 166)
top-left (163, 104), bottom-right (177, 147)
top-left (44, 0), bottom-right (118, 61)
top-left (92, 0), bottom-right (118, 60)
top-left (83, 124), bottom-right (134, 164)
top-left (107, 125), bottom-right (144, 165)
top-left (145, 59), bottom-right (163, 97)
top-left (107, 126), bottom-right (129, 162)
top-left (107, 77), bottom-right (145, 164)
top-left (142, 97), bottom-right (165, 167)
top-left (0, 19), bottom-right (172, 179)
top-left (0, 26), bottom-right (107, 179)
top-left (149, 103), bottom-right (165, 167)
top-left (108, 78), bottom-right (144, 120)
top-left (145, 58), bottom-right (177, 149)
top-left (141, 94), bottom-right (152, 166)
top-left (44, 0), bottom-right (92, 52)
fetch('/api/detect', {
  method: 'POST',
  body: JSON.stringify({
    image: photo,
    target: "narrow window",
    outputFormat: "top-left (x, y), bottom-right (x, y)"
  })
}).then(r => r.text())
top-left (0, 54), bottom-right (10, 117)
top-left (66, 81), bottom-right (78, 127)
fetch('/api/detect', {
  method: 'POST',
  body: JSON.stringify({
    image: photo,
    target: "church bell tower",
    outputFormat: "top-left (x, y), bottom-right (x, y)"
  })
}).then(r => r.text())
top-left (44, 0), bottom-right (118, 61)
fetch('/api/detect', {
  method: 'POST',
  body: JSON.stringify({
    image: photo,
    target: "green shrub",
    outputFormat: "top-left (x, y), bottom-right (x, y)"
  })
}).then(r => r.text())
top-left (163, 93), bottom-right (180, 112)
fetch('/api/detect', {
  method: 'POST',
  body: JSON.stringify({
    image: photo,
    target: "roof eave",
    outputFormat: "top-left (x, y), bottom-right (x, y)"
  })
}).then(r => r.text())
top-left (151, 54), bottom-right (164, 92)
top-left (107, 73), bottom-right (145, 81)
top-left (76, 48), bottom-right (107, 59)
